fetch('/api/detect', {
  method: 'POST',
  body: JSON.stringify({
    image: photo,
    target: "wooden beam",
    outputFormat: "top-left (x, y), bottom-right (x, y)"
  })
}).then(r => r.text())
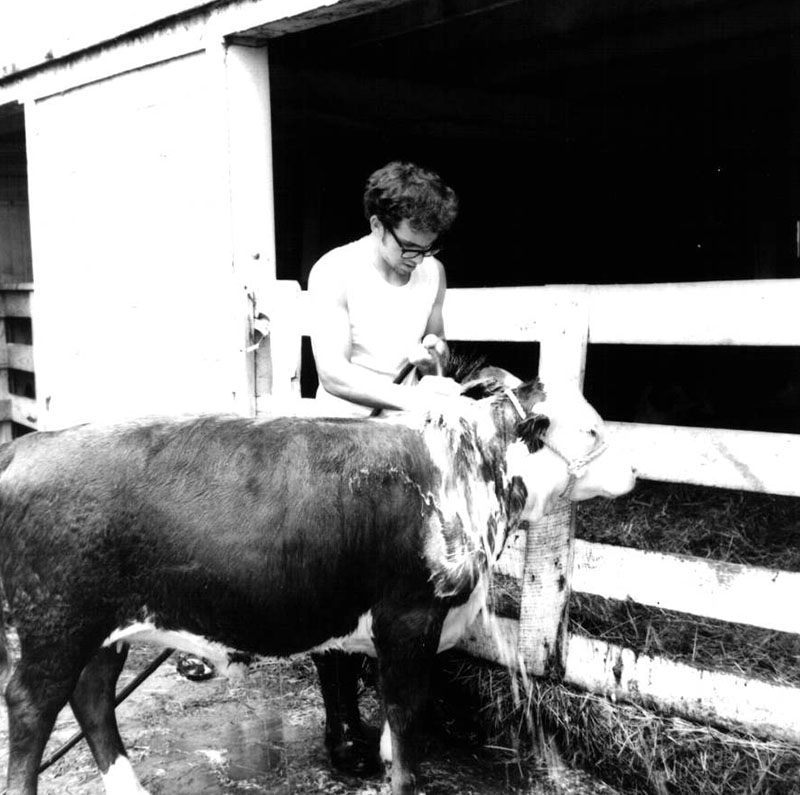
top-left (587, 279), bottom-right (800, 347)
top-left (0, 393), bottom-right (37, 426)
top-left (496, 533), bottom-right (800, 635)
top-left (0, 287), bottom-right (32, 318)
top-left (459, 616), bottom-right (800, 745)
top-left (0, 342), bottom-right (34, 371)
top-left (607, 421), bottom-right (800, 497)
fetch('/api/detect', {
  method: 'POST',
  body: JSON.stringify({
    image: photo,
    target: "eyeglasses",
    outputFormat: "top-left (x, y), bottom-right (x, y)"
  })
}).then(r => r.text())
top-left (387, 226), bottom-right (441, 260)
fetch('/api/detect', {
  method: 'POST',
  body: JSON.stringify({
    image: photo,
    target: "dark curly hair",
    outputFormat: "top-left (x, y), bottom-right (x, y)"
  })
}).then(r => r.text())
top-left (363, 161), bottom-right (459, 235)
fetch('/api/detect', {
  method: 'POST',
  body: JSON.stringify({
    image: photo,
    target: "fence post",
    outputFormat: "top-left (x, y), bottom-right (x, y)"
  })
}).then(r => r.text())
top-left (256, 280), bottom-right (303, 413)
top-left (517, 290), bottom-right (589, 676)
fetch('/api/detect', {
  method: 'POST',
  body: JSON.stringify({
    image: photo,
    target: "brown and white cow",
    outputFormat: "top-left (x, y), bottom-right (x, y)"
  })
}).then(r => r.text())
top-left (0, 376), bottom-right (635, 795)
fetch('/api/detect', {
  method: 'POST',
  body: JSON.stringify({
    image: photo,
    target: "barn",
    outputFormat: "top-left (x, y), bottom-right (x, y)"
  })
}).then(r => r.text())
top-left (0, 0), bottom-right (797, 429)
top-left (1, 0), bottom-right (800, 792)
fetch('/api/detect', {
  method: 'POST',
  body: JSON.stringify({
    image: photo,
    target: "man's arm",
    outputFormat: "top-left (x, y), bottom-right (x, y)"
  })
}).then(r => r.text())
top-left (415, 259), bottom-right (449, 374)
top-left (308, 257), bottom-right (435, 412)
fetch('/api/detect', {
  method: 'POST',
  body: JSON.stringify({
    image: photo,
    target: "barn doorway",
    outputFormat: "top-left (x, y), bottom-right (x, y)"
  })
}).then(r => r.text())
top-left (237, 0), bottom-right (800, 427)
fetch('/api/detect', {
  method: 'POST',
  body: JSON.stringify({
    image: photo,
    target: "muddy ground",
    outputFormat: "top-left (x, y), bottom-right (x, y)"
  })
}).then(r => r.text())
top-left (0, 641), bottom-right (623, 795)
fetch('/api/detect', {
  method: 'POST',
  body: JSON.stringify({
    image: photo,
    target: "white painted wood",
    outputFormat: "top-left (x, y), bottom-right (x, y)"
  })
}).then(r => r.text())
top-left (587, 278), bottom-right (800, 346)
top-left (565, 633), bottom-right (800, 745)
top-left (442, 286), bottom-right (573, 342)
top-left (607, 421), bottom-right (800, 496)
top-left (573, 540), bottom-right (800, 634)
top-left (26, 54), bottom-right (244, 428)
top-left (0, 394), bottom-right (37, 426)
top-left (266, 280), bottom-right (303, 399)
top-left (497, 533), bottom-right (800, 635)
top-left (222, 43), bottom-right (278, 414)
top-left (1, 0), bottom-right (410, 106)
top-left (0, 342), bottom-right (34, 372)
top-left (459, 616), bottom-right (800, 744)
top-left (224, 44), bottom-right (277, 287)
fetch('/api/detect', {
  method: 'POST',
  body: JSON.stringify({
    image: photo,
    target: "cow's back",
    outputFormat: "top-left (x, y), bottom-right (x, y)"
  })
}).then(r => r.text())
top-left (0, 415), bottom-right (444, 655)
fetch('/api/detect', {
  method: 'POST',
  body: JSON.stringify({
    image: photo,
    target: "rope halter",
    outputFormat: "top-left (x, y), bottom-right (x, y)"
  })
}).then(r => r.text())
top-left (541, 435), bottom-right (608, 499)
top-left (502, 387), bottom-right (527, 421)
top-left (502, 387), bottom-right (608, 499)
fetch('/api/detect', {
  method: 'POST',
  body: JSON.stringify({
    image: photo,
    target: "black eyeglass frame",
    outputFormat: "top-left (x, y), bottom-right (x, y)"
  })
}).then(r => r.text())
top-left (386, 225), bottom-right (441, 261)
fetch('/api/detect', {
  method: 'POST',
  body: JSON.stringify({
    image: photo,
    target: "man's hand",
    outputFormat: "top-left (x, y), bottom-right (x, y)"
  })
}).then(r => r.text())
top-left (408, 334), bottom-right (449, 375)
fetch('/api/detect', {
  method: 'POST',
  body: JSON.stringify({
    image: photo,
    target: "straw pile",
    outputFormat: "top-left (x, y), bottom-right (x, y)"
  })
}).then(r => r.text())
top-left (433, 481), bottom-right (800, 794)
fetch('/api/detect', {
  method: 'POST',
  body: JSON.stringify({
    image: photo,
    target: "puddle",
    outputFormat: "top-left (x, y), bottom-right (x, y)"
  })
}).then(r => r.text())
top-left (172, 707), bottom-right (304, 783)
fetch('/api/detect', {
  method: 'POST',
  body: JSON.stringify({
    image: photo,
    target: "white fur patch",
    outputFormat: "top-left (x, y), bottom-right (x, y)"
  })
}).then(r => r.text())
top-left (101, 755), bottom-right (150, 795)
top-left (380, 720), bottom-right (393, 763)
top-left (312, 611), bottom-right (377, 656)
top-left (418, 402), bottom-right (509, 597)
top-left (437, 579), bottom-right (486, 652)
top-left (102, 621), bottom-right (249, 679)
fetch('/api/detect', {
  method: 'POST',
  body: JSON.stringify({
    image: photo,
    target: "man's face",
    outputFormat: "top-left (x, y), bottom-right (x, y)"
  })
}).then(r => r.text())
top-left (380, 219), bottom-right (440, 278)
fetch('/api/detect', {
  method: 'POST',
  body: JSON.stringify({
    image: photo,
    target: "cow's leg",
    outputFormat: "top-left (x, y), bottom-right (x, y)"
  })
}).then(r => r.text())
top-left (373, 603), bottom-right (447, 795)
top-left (69, 644), bottom-right (150, 795)
top-left (311, 650), bottom-right (381, 776)
top-left (4, 653), bottom-right (79, 795)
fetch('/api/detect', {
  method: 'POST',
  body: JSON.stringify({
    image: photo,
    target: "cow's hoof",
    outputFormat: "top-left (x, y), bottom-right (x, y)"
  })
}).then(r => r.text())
top-left (176, 653), bottom-right (216, 681)
top-left (327, 733), bottom-right (382, 777)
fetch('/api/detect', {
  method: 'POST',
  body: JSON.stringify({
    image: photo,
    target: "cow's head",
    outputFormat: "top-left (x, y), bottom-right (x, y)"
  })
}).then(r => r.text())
top-left (503, 382), bottom-right (637, 521)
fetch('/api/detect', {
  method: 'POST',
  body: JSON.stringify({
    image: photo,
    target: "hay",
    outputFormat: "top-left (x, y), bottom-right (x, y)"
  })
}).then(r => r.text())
top-left (434, 481), bottom-right (800, 794)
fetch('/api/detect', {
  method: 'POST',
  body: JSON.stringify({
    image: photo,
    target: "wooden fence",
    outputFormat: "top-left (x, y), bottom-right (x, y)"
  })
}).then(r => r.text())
top-left (261, 277), bottom-right (800, 744)
top-left (0, 283), bottom-right (36, 442)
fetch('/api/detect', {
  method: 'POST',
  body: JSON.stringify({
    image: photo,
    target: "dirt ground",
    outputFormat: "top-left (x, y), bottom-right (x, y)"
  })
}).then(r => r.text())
top-left (0, 642), bottom-right (623, 795)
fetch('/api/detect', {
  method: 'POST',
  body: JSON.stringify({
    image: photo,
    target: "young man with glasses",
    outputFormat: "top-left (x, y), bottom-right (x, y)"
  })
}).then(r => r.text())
top-left (307, 161), bottom-right (460, 775)
top-left (308, 160), bottom-right (460, 417)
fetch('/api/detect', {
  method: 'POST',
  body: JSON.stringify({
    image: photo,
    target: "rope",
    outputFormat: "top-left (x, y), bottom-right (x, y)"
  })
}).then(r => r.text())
top-left (36, 647), bottom-right (175, 774)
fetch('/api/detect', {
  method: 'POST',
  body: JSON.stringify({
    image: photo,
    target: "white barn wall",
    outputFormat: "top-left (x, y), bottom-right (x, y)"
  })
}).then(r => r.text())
top-left (26, 52), bottom-right (248, 428)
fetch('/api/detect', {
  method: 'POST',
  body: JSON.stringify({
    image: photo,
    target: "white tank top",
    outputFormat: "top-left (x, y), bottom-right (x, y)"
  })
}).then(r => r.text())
top-left (314, 236), bottom-right (440, 417)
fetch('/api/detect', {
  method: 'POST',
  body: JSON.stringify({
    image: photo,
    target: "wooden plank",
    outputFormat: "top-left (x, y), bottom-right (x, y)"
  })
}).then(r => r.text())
top-left (497, 523), bottom-right (800, 633)
top-left (442, 286), bottom-right (575, 342)
top-left (299, 279), bottom-right (800, 352)
top-left (572, 541), bottom-right (800, 635)
top-left (1, 342), bottom-right (34, 372)
top-left (5, 394), bottom-right (37, 427)
top-left (0, 289), bottom-right (31, 318)
top-left (267, 280), bottom-right (303, 398)
top-left (587, 279), bottom-right (800, 347)
top-left (565, 633), bottom-right (800, 745)
top-left (459, 616), bottom-right (800, 744)
top-left (606, 421), bottom-right (800, 496)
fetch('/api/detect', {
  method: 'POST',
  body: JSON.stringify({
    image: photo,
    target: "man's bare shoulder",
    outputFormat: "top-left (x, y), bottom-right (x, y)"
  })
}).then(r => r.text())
top-left (308, 238), bottom-right (367, 287)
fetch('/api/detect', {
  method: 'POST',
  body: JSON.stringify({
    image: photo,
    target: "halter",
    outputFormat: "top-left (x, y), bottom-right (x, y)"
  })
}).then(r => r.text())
top-left (542, 436), bottom-right (608, 499)
top-left (502, 388), bottom-right (608, 500)
top-left (502, 388), bottom-right (527, 421)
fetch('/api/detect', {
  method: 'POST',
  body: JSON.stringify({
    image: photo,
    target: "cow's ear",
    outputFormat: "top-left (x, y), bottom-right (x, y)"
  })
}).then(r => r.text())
top-left (517, 413), bottom-right (550, 453)
top-left (515, 379), bottom-right (547, 413)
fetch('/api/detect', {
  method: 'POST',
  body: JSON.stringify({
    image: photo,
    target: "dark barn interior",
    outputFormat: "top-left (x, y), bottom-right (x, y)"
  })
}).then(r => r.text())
top-left (266, 0), bottom-right (800, 430)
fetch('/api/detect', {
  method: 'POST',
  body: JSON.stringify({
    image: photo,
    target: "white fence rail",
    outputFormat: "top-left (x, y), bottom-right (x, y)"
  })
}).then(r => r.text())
top-left (264, 277), bottom-right (800, 743)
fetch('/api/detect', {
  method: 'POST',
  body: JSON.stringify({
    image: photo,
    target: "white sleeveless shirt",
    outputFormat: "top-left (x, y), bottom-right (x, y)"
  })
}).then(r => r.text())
top-left (314, 236), bottom-right (441, 417)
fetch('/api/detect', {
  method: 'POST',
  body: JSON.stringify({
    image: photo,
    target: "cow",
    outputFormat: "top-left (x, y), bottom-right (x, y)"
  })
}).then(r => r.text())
top-left (0, 374), bottom-right (635, 795)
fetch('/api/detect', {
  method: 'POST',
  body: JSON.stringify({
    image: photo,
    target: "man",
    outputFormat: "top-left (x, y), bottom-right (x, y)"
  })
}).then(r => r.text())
top-left (307, 161), bottom-right (460, 775)
top-left (308, 160), bottom-right (460, 415)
